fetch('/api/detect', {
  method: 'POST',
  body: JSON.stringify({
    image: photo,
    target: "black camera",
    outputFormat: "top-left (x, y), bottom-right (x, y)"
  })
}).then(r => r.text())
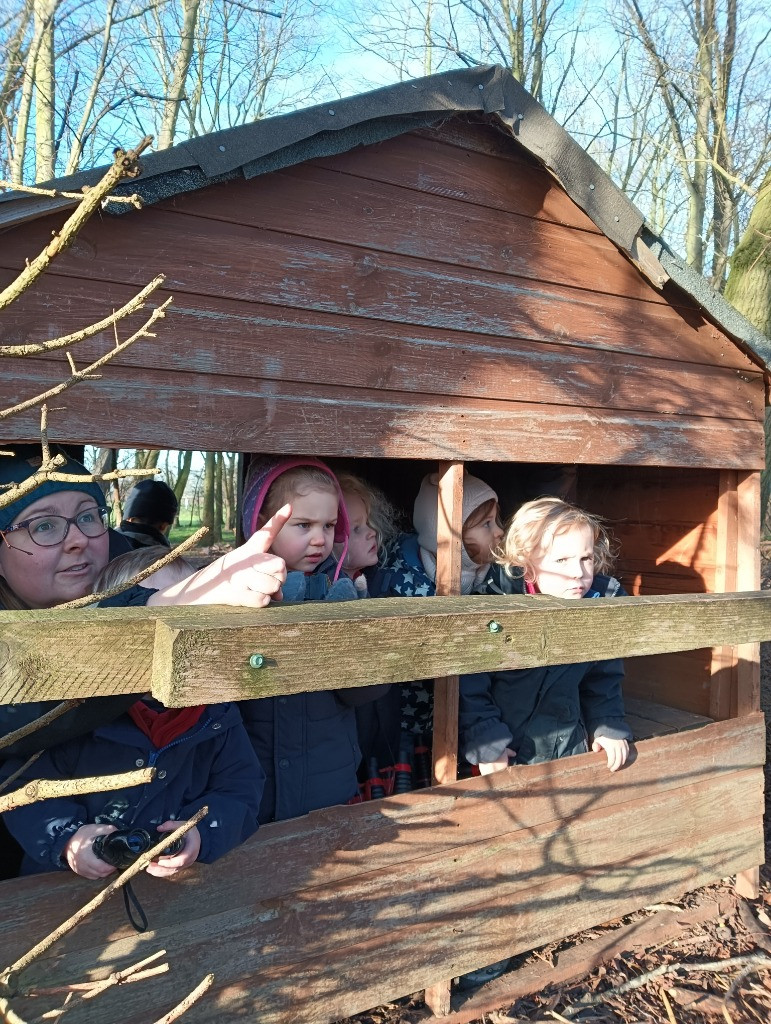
top-left (92, 828), bottom-right (184, 869)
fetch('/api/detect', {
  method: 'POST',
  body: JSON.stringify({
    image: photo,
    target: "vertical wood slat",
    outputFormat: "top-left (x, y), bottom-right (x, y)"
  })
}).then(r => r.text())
top-left (714, 470), bottom-right (762, 899)
top-left (433, 460), bottom-right (464, 785)
top-left (734, 471), bottom-right (761, 900)
top-left (425, 460), bottom-right (464, 1017)
top-left (709, 470), bottom-right (739, 720)
top-left (735, 471), bottom-right (761, 717)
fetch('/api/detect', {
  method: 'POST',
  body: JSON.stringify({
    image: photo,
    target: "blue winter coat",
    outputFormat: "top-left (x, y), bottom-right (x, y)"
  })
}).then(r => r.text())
top-left (460, 567), bottom-right (632, 766)
top-left (363, 534), bottom-right (436, 745)
top-left (2, 701), bottom-right (264, 875)
top-left (239, 555), bottom-right (389, 824)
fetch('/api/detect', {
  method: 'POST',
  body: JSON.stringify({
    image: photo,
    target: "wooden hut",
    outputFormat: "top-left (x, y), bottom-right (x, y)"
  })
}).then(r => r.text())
top-left (1, 65), bottom-right (769, 1023)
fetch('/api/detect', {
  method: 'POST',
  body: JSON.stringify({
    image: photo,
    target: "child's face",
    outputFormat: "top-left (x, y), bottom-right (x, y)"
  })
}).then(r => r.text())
top-left (463, 502), bottom-right (504, 565)
top-left (530, 523), bottom-right (594, 599)
top-left (269, 488), bottom-right (338, 572)
top-left (342, 493), bottom-right (378, 573)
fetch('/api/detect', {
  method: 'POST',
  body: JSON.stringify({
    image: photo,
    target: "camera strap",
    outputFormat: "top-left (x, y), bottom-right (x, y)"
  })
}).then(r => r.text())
top-left (122, 881), bottom-right (149, 933)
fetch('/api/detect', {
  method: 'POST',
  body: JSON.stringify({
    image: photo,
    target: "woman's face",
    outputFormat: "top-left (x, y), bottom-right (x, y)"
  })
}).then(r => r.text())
top-left (0, 490), bottom-right (110, 608)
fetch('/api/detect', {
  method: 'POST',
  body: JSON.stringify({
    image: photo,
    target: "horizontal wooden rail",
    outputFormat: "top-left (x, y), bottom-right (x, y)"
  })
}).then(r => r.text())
top-left (2, 591), bottom-right (771, 706)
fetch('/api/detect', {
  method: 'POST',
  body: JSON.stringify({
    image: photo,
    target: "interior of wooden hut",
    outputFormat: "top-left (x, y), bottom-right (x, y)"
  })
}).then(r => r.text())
top-left (226, 451), bottom-right (729, 758)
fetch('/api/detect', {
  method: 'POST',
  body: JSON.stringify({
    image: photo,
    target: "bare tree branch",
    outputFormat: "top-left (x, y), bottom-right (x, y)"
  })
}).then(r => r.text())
top-left (0, 276), bottom-right (165, 357)
top-left (152, 972), bottom-right (214, 1024)
top-left (0, 767), bottom-right (156, 814)
top-left (0, 700), bottom-right (83, 753)
top-left (0, 296), bottom-right (172, 422)
top-left (58, 524), bottom-right (209, 608)
top-left (0, 137), bottom-right (152, 312)
top-left (0, 179), bottom-right (143, 206)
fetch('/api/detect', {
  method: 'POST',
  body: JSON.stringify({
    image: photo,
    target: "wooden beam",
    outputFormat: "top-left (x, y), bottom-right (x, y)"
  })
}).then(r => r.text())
top-left (425, 461), bottom-right (464, 1015)
top-left (432, 460), bottom-right (463, 787)
top-left (4, 591), bottom-right (771, 706)
top-left (736, 471), bottom-right (761, 717)
top-left (433, 895), bottom-right (726, 1024)
top-left (0, 717), bottom-right (762, 1024)
top-left (734, 470), bottom-right (762, 900)
top-left (711, 470), bottom-right (739, 719)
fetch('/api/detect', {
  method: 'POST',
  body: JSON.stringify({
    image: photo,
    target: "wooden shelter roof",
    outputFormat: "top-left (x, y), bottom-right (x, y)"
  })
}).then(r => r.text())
top-left (1, 65), bottom-right (768, 375)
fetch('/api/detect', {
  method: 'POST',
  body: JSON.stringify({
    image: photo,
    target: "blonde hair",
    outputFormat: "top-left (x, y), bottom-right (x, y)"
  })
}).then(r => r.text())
top-left (497, 497), bottom-right (615, 581)
top-left (94, 545), bottom-right (197, 592)
top-left (257, 467), bottom-right (337, 528)
top-left (336, 472), bottom-right (398, 552)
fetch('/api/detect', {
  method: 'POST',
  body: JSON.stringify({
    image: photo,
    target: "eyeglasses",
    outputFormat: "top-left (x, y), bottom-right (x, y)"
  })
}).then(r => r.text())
top-left (1, 506), bottom-right (110, 548)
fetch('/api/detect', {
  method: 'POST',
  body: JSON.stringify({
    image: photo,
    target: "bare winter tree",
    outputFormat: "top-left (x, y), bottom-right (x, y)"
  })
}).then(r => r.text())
top-left (616, 0), bottom-right (771, 285)
top-left (724, 167), bottom-right (771, 521)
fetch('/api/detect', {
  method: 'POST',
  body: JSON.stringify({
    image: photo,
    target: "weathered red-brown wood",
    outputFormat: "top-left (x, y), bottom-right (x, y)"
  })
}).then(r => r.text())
top-left (736, 470), bottom-right (761, 718)
top-left (425, 460), bottom-right (464, 1016)
top-left (315, 127), bottom-right (603, 233)
top-left (0, 718), bottom-right (762, 1024)
top-left (161, 163), bottom-right (668, 305)
top-left (579, 465), bottom-right (723, 713)
top-left (432, 460), bottom-right (463, 786)
top-left (435, 895), bottom-right (726, 1023)
top-left (711, 469), bottom-right (741, 720)
top-left (623, 650), bottom-right (713, 717)
top-left (0, 208), bottom-right (760, 377)
top-left (1, 361), bottom-right (762, 465)
top-left (1, 283), bottom-right (762, 443)
top-left (734, 470), bottom-right (762, 899)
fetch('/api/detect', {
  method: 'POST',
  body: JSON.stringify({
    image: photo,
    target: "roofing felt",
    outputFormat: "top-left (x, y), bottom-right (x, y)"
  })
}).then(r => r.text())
top-left (1, 64), bottom-right (768, 372)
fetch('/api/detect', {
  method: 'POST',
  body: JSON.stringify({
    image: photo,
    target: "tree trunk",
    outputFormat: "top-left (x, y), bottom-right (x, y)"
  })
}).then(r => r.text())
top-left (33, 0), bottom-right (58, 181)
top-left (725, 168), bottom-right (771, 336)
top-left (201, 450), bottom-right (216, 537)
top-left (213, 451), bottom-right (223, 544)
top-left (172, 450), bottom-right (193, 508)
top-left (725, 166), bottom-right (771, 524)
top-left (223, 452), bottom-right (237, 531)
top-left (157, 0), bottom-right (201, 150)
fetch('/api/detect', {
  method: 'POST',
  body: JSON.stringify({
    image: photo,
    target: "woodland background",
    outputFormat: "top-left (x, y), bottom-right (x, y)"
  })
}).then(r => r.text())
top-left (2, 0), bottom-right (770, 533)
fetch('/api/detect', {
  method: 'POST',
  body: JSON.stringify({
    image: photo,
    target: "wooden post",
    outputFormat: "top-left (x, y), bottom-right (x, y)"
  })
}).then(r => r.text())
top-left (710, 470), bottom-right (739, 720)
top-left (713, 470), bottom-right (762, 898)
top-left (735, 470), bottom-right (761, 900)
top-left (424, 460), bottom-right (464, 1017)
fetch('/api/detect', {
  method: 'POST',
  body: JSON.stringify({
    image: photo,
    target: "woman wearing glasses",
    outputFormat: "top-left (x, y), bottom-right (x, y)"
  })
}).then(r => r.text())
top-left (0, 445), bottom-right (288, 877)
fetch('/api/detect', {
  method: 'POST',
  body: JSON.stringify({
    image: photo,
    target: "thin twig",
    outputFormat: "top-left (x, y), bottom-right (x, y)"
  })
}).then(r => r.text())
top-left (561, 954), bottom-right (771, 1016)
top-left (58, 526), bottom-right (209, 609)
top-left (36, 964), bottom-right (170, 1018)
top-left (151, 973), bottom-right (214, 1024)
top-left (0, 767), bottom-right (155, 814)
top-left (39, 405), bottom-right (51, 465)
top-left (0, 701), bottom-right (83, 753)
top-left (725, 961), bottom-right (769, 1005)
top-left (0, 752), bottom-right (42, 795)
top-left (0, 277), bottom-right (164, 357)
top-left (0, 995), bottom-right (31, 1024)
top-left (22, 950), bottom-right (167, 997)
top-left (0, 179), bottom-right (142, 208)
top-left (0, 465), bottom-right (159, 515)
top-left (82, 962), bottom-right (169, 1000)
top-left (1, 807), bottom-right (207, 987)
top-left (0, 453), bottom-right (67, 508)
top-left (0, 138), bottom-right (153, 313)
top-left (0, 297), bottom-right (172, 422)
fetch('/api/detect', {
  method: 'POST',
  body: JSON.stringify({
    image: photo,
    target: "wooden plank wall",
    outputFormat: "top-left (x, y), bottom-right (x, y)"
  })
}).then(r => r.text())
top-left (0, 717), bottom-right (764, 1024)
top-left (579, 465), bottom-right (760, 718)
top-left (0, 119), bottom-right (764, 467)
